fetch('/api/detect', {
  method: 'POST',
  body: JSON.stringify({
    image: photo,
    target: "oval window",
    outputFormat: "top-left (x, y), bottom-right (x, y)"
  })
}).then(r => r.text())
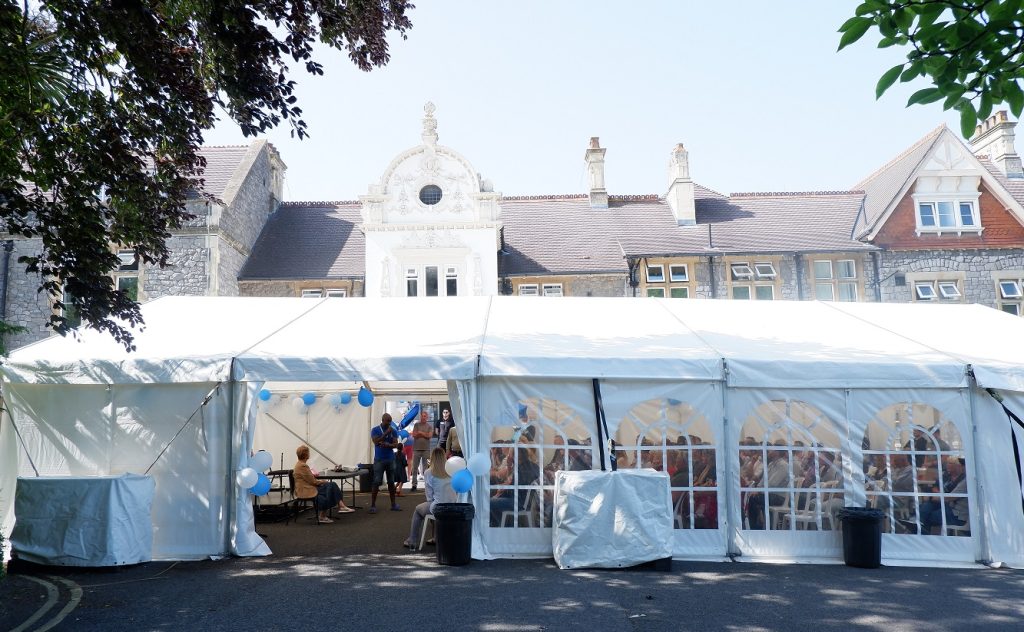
top-left (419, 184), bottom-right (442, 205)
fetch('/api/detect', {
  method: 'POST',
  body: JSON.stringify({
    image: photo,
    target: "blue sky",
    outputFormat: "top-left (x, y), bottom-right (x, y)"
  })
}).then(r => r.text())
top-left (203, 1), bottom-right (966, 201)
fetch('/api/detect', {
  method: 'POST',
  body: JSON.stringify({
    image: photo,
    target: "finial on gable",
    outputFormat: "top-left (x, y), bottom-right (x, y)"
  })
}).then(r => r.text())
top-left (422, 101), bottom-right (438, 146)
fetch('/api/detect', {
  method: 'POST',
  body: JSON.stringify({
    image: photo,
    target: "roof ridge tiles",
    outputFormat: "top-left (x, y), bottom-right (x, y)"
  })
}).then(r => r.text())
top-left (730, 190), bottom-right (865, 198)
top-left (200, 144), bottom-right (252, 150)
top-left (502, 194), bottom-right (588, 201)
top-left (280, 200), bottom-right (360, 207)
top-left (853, 123), bottom-right (947, 189)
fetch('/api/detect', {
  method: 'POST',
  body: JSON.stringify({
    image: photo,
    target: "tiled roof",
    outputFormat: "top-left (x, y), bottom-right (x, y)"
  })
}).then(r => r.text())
top-left (979, 157), bottom-right (1024, 207)
top-left (197, 145), bottom-right (252, 199)
top-left (615, 191), bottom-right (874, 258)
top-left (239, 202), bottom-right (365, 279)
top-left (852, 125), bottom-right (945, 237)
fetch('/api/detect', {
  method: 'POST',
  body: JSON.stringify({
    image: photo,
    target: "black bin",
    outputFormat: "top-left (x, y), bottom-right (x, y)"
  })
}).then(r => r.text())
top-left (837, 507), bottom-right (884, 568)
top-left (434, 502), bottom-right (474, 566)
top-left (357, 464), bottom-right (372, 493)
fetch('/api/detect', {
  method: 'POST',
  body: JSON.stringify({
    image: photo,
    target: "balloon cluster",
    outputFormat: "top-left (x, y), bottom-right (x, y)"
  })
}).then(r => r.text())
top-left (238, 450), bottom-right (274, 496)
top-left (257, 388), bottom-right (369, 415)
top-left (445, 453), bottom-right (491, 494)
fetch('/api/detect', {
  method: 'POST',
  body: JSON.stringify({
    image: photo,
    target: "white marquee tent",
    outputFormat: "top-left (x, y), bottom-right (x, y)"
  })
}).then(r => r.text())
top-left (1, 296), bottom-right (1023, 567)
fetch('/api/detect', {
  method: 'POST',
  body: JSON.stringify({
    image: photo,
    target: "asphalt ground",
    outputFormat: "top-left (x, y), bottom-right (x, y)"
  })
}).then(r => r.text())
top-left (3, 487), bottom-right (1024, 631)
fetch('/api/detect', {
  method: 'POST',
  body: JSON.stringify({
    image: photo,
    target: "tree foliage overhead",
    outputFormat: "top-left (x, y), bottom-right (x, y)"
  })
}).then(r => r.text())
top-left (0, 1), bottom-right (412, 350)
top-left (839, 0), bottom-right (1024, 137)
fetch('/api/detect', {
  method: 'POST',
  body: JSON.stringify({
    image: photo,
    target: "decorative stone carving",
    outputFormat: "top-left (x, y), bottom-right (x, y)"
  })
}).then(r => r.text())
top-left (381, 257), bottom-right (392, 297)
top-left (399, 229), bottom-right (467, 250)
top-left (422, 102), bottom-right (438, 146)
top-left (473, 254), bottom-right (483, 295)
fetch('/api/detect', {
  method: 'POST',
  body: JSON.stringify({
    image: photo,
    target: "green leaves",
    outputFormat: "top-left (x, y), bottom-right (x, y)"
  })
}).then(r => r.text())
top-left (840, 0), bottom-right (1024, 137)
top-left (876, 64), bottom-right (904, 98)
top-left (838, 16), bottom-right (873, 51)
top-left (1, 1), bottom-right (414, 350)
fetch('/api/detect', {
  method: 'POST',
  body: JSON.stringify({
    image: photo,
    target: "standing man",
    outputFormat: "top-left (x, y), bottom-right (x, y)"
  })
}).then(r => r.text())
top-left (437, 408), bottom-right (453, 452)
top-left (370, 413), bottom-right (402, 514)
top-left (410, 410), bottom-right (433, 492)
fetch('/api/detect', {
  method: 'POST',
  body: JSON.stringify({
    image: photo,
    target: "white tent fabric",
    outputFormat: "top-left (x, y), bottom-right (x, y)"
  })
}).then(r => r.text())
top-left (2, 296), bottom-right (1024, 567)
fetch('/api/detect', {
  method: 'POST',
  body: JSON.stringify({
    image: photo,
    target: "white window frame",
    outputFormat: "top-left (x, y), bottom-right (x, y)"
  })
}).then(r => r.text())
top-left (813, 260), bottom-right (834, 280)
top-left (518, 284), bottom-right (539, 296)
top-left (325, 289), bottom-right (347, 298)
top-left (754, 285), bottom-right (775, 300)
top-left (646, 264), bottom-right (665, 283)
top-left (301, 289), bottom-right (323, 298)
top-left (647, 287), bottom-right (665, 298)
top-left (999, 280), bottom-right (1022, 299)
top-left (836, 259), bottom-right (856, 280)
top-left (754, 262), bottom-right (776, 279)
top-left (669, 264), bottom-right (689, 282)
top-left (995, 276), bottom-right (1024, 316)
top-left (914, 283), bottom-right (937, 300)
top-left (730, 263), bottom-right (754, 280)
top-left (669, 286), bottom-right (689, 298)
top-left (913, 195), bottom-right (983, 236)
top-left (937, 282), bottom-right (961, 299)
top-left (405, 267), bottom-right (419, 297)
top-left (445, 265), bottom-right (459, 297)
top-left (542, 283), bottom-right (563, 297)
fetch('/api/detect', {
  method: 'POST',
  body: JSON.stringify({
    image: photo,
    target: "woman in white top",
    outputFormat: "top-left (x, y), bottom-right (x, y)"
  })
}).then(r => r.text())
top-left (404, 447), bottom-right (457, 548)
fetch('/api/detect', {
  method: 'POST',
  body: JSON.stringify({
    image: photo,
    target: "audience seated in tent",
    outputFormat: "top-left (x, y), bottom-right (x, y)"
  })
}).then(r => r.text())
top-left (293, 445), bottom-right (353, 523)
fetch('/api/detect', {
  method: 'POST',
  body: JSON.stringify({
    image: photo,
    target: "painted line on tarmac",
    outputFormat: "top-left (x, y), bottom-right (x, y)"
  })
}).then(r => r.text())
top-left (36, 576), bottom-right (83, 632)
top-left (10, 575), bottom-right (58, 632)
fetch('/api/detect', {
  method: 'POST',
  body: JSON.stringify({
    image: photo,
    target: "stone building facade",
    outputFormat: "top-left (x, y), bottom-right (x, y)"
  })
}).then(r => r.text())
top-left (5, 107), bottom-right (1024, 352)
top-left (1, 140), bottom-right (284, 349)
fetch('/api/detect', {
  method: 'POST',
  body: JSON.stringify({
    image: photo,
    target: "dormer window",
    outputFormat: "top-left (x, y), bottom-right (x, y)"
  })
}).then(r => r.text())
top-left (914, 198), bottom-right (982, 235)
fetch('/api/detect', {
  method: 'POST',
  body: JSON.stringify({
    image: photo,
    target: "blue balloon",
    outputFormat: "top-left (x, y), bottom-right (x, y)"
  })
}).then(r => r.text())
top-left (258, 389), bottom-right (272, 401)
top-left (302, 392), bottom-right (316, 406)
top-left (399, 429), bottom-right (410, 439)
top-left (251, 473), bottom-right (272, 496)
top-left (357, 386), bottom-right (374, 407)
top-left (451, 469), bottom-right (473, 493)
top-left (340, 392), bottom-right (352, 405)
top-left (398, 402), bottom-right (421, 429)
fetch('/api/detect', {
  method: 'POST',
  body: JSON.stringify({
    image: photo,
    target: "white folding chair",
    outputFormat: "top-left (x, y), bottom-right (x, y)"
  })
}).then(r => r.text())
top-left (501, 488), bottom-right (538, 527)
top-left (417, 513), bottom-right (436, 550)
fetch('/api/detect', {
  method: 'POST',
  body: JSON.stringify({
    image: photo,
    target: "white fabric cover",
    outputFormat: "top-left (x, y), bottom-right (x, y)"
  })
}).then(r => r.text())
top-left (11, 474), bottom-right (154, 566)
top-left (552, 469), bottom-right (673, 569)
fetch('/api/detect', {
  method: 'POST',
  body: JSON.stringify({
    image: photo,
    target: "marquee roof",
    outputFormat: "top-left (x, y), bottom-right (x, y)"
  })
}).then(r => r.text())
top-left (3, 296), bottom-right (1022, 391)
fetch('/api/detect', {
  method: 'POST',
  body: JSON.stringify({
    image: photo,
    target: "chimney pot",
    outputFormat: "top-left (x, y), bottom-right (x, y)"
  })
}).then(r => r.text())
top-left (970, 110), bottom-right (1024, 179)
top-left (584, 137), bottom-right (608, 208)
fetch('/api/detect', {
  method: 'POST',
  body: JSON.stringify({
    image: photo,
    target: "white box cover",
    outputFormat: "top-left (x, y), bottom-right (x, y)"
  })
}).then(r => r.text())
top-left (552, 469), bottom-right (673, 569)
top-left (12, 474), bottom-right (154, 566)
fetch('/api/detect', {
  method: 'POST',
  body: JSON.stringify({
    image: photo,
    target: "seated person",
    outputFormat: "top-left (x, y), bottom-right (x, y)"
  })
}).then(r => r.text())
top-left (293, 444), bottom-right (353, 523)
top-left (919, 457), bottom-right (968, 534)
top-left (489, 446), bottom-right (541, 526)
top-left (404, 447), bottom-right (457, 548)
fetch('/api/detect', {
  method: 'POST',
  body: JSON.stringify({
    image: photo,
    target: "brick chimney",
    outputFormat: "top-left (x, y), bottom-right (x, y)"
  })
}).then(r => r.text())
top-left (666, 143), bottom-right (696, 225)
top-left (584, 137), bottom-right (608, 208)
top-left (970, 110), bottom-right (1024, 179)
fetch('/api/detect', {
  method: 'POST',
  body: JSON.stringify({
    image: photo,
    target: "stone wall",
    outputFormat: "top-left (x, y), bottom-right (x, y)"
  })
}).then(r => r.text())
top-left (239, 279), bottom-right (364, 297)
top-left (4, 238), bottom-right (53, 349)
top-left (144, 235), bottom-right (210, 298)
top-left (566, 274), bottom-right (626, 297)
top-left (877, 248), bottom-right (1024, 306)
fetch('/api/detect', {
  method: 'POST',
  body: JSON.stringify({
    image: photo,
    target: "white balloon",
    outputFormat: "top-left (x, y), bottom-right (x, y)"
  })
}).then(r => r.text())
top-left (467, 453), bottom-right (490, 477)
top-left (445, 456), bottom-right (467, 476)
top-left (251, 450), bottom-right (273, 471)
top-left (236, 467), bottom-right (259, 488)
top-left (292, 397), bottom-right (305, 411)
top-left (328, 393), bottom-right (342, 407)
